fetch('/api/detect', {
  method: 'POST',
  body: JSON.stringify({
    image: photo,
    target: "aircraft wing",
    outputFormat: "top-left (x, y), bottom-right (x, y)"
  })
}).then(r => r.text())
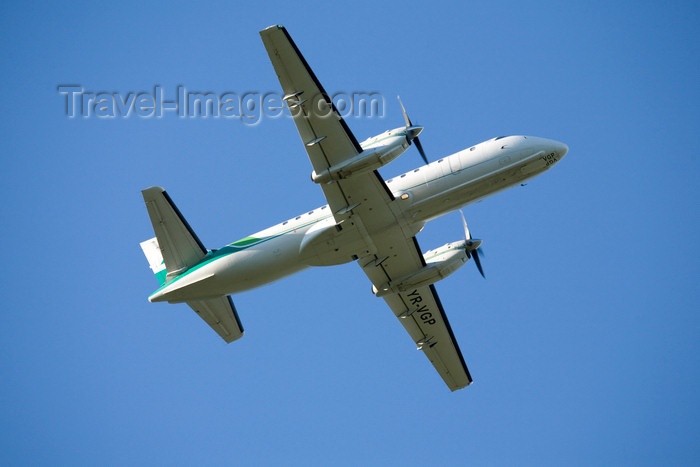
top-left (260, 25), bottom-right (471, 390)
top-left (359, 229), bottom-right (473, 391)
top-left (259, 25), bottom-right (361, 170)
top-left (259, 25), bottom-right (395, 222)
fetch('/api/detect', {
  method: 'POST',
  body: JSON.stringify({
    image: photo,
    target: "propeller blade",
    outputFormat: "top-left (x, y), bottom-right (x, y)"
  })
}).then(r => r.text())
top-left (413, 137), bottom-right (429, 165)
top-left (397, 95), bottom-right (412, 127)
top-left (472, 248), bottom-right (485, 278)
top-left (397, 96), bottom-right (429, 165)
top-left (460, 210), bottom-right (471, 240)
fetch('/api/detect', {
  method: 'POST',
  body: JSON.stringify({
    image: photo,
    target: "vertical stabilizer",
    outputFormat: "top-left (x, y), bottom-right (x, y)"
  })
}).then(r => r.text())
top-left (141, 186), bottom-right (207, 282)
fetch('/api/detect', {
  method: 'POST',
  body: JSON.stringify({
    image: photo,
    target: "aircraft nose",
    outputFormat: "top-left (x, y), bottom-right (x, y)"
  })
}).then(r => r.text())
top-left (552, 140), bottom-right (568, 159)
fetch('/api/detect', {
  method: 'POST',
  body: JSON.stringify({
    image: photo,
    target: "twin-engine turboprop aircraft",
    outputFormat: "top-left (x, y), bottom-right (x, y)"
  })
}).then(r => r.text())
top-left (140, 25), bottom-right (568, 391)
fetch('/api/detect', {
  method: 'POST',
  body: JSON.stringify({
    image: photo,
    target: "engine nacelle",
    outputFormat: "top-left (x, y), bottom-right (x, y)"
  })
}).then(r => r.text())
top-left (373, 241), bottom-right (469, 297)
top-left (311, 133), bottom-right (409, 184)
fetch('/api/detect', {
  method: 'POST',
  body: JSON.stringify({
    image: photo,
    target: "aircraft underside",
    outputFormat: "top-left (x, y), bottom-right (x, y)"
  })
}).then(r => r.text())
top-left (139, 25), bottom-right (568, 391)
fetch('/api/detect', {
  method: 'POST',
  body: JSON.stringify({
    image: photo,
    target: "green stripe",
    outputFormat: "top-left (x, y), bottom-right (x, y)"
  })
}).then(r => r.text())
top-left (230, 236), bottom-right (261, 247)
top-left (155, 269), bottom-right (167, 285)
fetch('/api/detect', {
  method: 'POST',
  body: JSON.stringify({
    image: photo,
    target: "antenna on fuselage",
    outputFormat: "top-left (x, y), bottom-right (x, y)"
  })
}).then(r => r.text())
top-left (397, 96), bottom-right (428, 165)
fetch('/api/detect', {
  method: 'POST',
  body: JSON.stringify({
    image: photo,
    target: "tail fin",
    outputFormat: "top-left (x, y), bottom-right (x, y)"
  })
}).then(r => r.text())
top-left (140, 237), bottom-right (167, 285)
top-left (141, 186), bottom-right (207, 282)
top-left (140, 187), bottom-right (245, 343)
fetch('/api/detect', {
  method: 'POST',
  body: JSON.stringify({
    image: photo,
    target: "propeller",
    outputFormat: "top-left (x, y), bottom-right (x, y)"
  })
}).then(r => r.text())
top-left (397, 96), bottom-right (428, 165)
top-left (460, 210), bottom-right (485, 278)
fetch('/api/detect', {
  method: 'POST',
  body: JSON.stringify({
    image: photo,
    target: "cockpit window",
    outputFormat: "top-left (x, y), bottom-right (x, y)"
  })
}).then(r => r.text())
top-left (495, 136), bottom-right (507, 140)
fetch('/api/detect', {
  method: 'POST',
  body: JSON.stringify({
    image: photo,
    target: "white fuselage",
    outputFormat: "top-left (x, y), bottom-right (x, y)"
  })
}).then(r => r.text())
top-left (149, 134), bottom-right (567, 303)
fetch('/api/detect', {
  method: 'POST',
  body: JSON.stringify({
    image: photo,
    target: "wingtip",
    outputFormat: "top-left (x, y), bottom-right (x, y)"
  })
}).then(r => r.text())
top-left (141, 186), bottom-right (165, 201)
top-left (450, 379), bottom-right (474, 392)
top-left (261, 24), bottom-right (285, 33)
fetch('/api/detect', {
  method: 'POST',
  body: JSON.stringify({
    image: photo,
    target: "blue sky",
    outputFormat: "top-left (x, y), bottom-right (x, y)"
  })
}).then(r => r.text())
top-left (2, 1), bottom-right (699, 465)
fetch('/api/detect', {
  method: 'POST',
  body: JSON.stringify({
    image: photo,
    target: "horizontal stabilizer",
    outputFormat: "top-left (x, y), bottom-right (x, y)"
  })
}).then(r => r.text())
top-left (186, 296), bottom-right (244, 343)
top-left (142, 187), bottom-right (207, 281)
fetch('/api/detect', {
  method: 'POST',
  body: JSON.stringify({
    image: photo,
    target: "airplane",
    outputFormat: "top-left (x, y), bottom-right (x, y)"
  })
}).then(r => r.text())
top-left (139, 25), bottom-right (568, 391)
